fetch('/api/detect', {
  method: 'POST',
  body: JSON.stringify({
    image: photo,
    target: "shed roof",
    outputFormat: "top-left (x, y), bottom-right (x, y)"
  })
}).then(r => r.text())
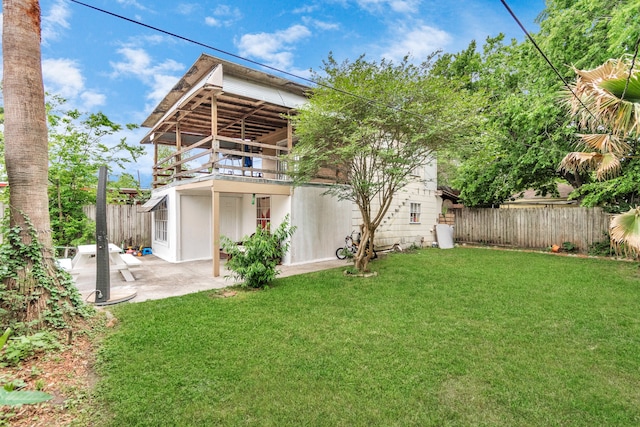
top-left (140, 54), bottom-right (310, 145)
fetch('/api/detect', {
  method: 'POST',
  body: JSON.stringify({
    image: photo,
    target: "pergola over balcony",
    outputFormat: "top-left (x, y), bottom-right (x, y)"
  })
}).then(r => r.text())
top-left (140, 54), bottom-right (309, 188)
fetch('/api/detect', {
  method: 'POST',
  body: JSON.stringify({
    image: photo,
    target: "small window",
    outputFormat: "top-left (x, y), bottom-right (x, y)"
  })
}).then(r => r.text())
top-left (257, 196), bottom-right (271, 230)
top-left (410, 203), bottom-right (421, 224)
top-left (154, 197), bottom-right (168, 242)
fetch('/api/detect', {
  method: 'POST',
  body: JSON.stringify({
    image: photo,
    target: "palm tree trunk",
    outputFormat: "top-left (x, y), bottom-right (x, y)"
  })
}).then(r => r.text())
top-left (3, 0), bottom-right (50, 244)
top-left (3, 0), bottom-right (59, 325)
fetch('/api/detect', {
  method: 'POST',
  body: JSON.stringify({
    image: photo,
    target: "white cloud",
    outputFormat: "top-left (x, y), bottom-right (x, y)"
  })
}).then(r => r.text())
top-left (356, 0), bottom-right (420, 14)
top-left (116, 0), bottom-right (149, 11)
top-left (302, 16), bottom-right (340, 31)
top-left (109, 47), bottom-right (184, 107)
top-left (80, 92), bottom-right (107, 110)
top-left (41, 58), bottom-right (106, 109)
top-left (147, 74), bottom-right (182, 106)
top-left (41, 0), bottom-right (71, 44)
top-left (176, 3), bottom-right (198, 15)
top-left (42, 58), bottom-right (84, 96)
top-left (204, 4), bottom-right (242, 27)
top-left (380, 23), bottom-right (451, 63)
top-left (139, 34), bottom-right (171, 45)
top-left (204, 16), bottom-right (221, 27)
top-left (388, 0), bottom-right (419, 13)
top-left (293, 5), bottom-right (320, 14)
top-left (237, 25), bottom-right (312, 69)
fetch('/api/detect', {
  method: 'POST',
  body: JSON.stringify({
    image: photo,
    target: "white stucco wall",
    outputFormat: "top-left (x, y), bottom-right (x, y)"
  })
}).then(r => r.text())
top-left (239, 194), bottom-right (255, 237)
top-left (153, 189), bottom-right (295, 264)
top-left (219, 194), bottom-right (241, 242)
top-left (179, 194), bottom-right (212, 261)
top-left (151, 159), bottom-right (441, 263)
top-left (289, 185), bottom-right (352, 264)
top-left (352, 159), bottom-right (439, 250)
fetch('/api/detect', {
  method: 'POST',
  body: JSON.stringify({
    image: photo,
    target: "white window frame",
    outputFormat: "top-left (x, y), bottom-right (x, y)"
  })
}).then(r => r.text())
top-left (256, 196), bottom-right (271, 230)
top-left (410, 202), bottom-right (421, 224)
top-left (154, 197), bottom-right (168, 242)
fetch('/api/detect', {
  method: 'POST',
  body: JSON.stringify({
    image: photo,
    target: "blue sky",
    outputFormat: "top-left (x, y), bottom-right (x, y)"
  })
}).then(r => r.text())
top-left (2, 0), bottom-right (546, 187)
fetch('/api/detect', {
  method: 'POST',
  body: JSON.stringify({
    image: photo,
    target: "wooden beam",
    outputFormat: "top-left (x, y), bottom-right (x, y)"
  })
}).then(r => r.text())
top-left (211, 94), bottom-right (218, 170)
top-left (175, 123), bottom-right (182, 178)
top-left (219, 101), bottom-right (266, 133)
top-left (213, 180), bottom-right (291, 195)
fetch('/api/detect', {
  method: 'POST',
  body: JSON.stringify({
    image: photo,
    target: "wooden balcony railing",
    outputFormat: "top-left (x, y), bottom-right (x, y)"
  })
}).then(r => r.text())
top-left (152, 135), bottom-right (290, 187)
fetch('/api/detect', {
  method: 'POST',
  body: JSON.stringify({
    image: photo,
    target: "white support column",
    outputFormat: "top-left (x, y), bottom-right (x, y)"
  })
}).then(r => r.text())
top-left (211, 188), bottom-right (220, 277)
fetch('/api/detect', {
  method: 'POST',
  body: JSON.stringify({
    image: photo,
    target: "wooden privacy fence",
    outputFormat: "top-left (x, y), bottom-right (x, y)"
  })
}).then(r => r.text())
top-left (83, 205), bottom-right (151, 248)
top-left (453, 207), bottom-right (611, 253)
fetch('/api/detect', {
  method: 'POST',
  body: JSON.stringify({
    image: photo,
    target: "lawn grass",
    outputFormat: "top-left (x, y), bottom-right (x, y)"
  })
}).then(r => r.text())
top-left (92, 248), bottom-right (640, 426)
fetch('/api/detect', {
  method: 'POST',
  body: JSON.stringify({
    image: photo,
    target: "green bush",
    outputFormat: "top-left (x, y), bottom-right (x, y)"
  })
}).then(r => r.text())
top-left (221, 215), bottom-right (296, 288)
top-left (589, 233), bottom-right (614, 257)
top-left (0, 331), bottom-right (62, 367)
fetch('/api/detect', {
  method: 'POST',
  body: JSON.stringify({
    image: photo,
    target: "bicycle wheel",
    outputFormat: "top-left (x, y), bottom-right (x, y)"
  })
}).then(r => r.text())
top-left (336, 247), bottom-right (347, 260)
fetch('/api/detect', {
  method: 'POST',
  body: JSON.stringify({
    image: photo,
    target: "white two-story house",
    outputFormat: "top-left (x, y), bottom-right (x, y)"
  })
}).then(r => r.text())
top-left (140, 54), bottom-right (441, 276)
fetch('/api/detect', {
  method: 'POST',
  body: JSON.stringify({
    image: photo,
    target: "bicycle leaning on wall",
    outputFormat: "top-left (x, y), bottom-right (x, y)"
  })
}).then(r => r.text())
top-left (336, 231), bottom-right (377, 260)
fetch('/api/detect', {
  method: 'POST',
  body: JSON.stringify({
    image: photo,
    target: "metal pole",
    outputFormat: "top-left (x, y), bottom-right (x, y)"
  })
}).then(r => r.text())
top-left (95, 166), bottom-right (110, 303)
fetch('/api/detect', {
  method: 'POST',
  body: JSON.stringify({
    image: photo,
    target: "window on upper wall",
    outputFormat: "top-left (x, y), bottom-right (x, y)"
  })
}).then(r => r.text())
top-left (257, 196), bottom-right (271, 230)
top-left (410, 202), bottom-right (421, 224)
top-left (154, 197), bottom-right (168, 242)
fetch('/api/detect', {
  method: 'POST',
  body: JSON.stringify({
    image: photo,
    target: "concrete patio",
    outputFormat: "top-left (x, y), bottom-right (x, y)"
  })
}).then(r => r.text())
top-left (72, 254), bottom-right (347, 304)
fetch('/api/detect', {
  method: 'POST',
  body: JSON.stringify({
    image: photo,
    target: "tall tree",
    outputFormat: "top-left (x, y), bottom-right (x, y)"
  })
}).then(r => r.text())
top-left (435, 0), bottom-right (640, 207)
top-left (1, 0), bottom-right (85, 329)
top-left (290, 54), bottom-right (483, 272)
top-left (0, 107), bottom-right (6, 182)
top-left (3, 0), bottom-right (50, 245)
top-left (47, 96), bottom-right (144, 246)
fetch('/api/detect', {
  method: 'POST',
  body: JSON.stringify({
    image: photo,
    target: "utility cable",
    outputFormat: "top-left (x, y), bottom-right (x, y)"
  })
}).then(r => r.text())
top-left (621, 35), bottom-right (640, 101)
top-left (68, 0), bottom-right (428, 120)
top-left (500, 0), bottom-right (600, 125)
top-left (68, 0), bottom-right (314, 86)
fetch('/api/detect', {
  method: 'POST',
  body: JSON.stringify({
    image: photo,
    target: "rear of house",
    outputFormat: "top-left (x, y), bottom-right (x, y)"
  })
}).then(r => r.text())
top-left (140, 54), bottom-right (440, 276)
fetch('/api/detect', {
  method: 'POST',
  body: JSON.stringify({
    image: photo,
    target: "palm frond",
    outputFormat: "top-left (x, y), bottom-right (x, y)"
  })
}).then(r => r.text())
top-left (558, 151), bottom-right (601, 173)
top-left (610, 207), bottom-right (640, 256)
top-left (575, 60), bottom-right (623, 82)
top-left (560, 58), bottom-right (640, 179)
top-left (598, 74), bottom-right (640, 103)
top-left (566, 58), bottom-right (640, 138)
top-left (596, 152), bottom-right (621, 180)
top-left (577, 133), bottom-right (629, 156)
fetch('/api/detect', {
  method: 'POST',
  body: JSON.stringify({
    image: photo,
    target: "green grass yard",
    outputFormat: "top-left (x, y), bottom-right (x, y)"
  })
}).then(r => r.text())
top-left (92, 248), bottom-right (640, 426)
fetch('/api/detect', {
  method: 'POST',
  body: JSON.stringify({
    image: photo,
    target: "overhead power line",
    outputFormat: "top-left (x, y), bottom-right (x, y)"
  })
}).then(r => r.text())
top-left (70, 0), bottom-right (604, 140)
top-left (67, 0), bottom-right (423, 119)
top-left (500, 0), bottom-right (600, 124)
top-left (621, 35), bottom-right (640, 100)
top-left (68, 0), bottom-right (316, 87)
